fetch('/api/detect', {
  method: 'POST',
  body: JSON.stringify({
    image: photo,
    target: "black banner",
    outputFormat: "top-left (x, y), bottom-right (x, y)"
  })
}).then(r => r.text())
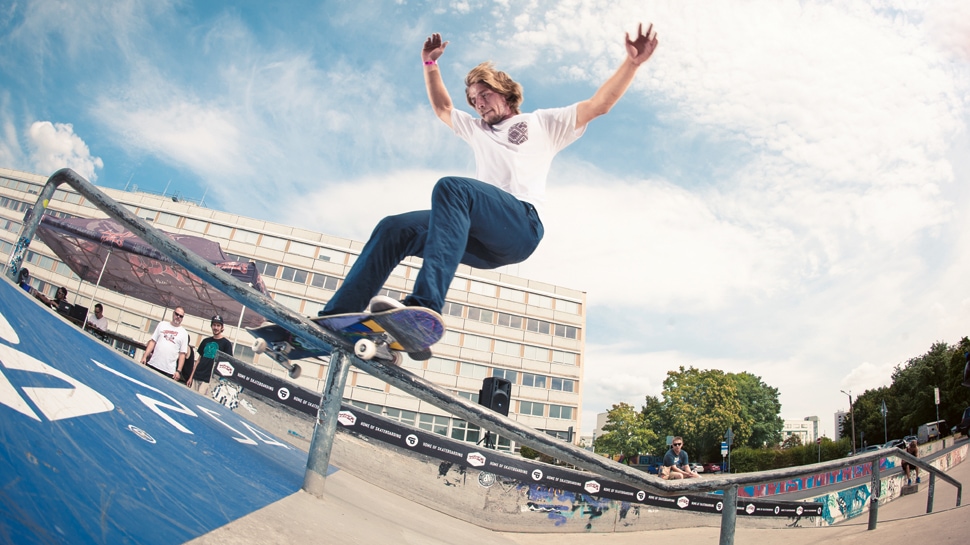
top-left (214, 358), bottom-right (823, 518)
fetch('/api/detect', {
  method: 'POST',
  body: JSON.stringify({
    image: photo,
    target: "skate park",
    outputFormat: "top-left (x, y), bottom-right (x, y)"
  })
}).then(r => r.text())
top-left (2, 169), bottom-right (967, 544)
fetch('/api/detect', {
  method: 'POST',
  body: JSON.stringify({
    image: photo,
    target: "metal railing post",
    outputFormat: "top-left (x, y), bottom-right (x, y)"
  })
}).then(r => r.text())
top-left (867, 458), bottom-right (880, 530)
top-left (718, 485), bottom-right (738, 545)
top-left (926, 471), bottom-right (936, 513)
top-left (303, 349), bottom-right (352, 497)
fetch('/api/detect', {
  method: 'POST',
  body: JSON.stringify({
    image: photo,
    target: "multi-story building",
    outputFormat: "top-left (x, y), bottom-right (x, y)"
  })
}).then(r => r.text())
top-left (0, 167), bottom-right (586, 451)
top-left (781, 416), bottom-right (819, 445)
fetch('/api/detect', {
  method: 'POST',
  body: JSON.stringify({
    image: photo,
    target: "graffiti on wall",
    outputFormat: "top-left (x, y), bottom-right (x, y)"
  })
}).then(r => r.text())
top-left (520, 484), bottom-right (614, 529)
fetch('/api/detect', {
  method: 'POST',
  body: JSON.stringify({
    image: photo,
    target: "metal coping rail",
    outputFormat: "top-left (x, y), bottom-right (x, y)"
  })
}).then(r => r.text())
top-left (9, 169), bottom-right (963, 541)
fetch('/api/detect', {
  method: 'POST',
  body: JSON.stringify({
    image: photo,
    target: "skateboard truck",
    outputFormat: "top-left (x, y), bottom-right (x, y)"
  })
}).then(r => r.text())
top-left (252, 338), bottom-right (303, 379)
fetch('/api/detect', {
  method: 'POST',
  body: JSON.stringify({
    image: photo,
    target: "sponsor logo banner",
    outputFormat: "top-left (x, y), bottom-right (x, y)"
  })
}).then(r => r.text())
top-left (220, 359), bottom-right (822, 518)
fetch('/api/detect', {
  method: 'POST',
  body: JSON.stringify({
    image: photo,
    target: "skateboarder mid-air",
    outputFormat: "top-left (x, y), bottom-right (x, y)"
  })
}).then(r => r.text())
top-left (320, 22), bottom-right (659, 317)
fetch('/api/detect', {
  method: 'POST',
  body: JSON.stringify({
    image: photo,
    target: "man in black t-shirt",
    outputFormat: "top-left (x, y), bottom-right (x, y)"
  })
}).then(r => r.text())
top-left (188, 315), bottom-right (233, 396)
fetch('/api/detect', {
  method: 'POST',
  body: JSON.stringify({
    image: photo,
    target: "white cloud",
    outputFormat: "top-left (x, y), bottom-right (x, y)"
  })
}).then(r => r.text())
top-left (26, 121), bottom-right (103, 180)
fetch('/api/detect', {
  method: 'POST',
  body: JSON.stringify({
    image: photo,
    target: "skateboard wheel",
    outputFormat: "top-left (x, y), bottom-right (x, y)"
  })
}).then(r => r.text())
top-left (355, 338), bottom-right (377, 360)
top-left (253, 338), bottom-right (268, 354)
top-left (390, 352), bottom-right (403, 367)
top-left (288, 364), bottom-right (302, 380)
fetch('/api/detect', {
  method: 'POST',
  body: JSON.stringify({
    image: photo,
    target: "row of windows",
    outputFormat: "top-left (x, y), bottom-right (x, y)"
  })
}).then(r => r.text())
top-left (0, 176), bottom-right (41, 194)
top-left (445, 301), bottom-right (579, 340)
top-left (227, 253), bottom-right (342, 292)
top-left (345, 400), bottom-right (575, 452)
top-left (1, 196), bottom-right (30, 214)
top-left (423, 357), bottom-right (576, 392)
top-left (440, 330), bottom-right (579, 366)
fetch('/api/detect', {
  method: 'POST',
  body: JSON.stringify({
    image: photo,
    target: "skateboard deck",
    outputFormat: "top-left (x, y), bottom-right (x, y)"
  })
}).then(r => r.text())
top-left (247, 306), bottom-right (445, 377)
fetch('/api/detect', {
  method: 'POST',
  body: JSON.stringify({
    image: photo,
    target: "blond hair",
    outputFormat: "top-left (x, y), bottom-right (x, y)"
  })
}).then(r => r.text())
top-left (464, 62), bottom-right (523, 114)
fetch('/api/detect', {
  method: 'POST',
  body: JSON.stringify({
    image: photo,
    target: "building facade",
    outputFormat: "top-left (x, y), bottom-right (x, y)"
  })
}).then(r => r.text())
top-left (0, 167), bottom-right (586, 451)
top-left (781, 416), bottom-right (819, 445)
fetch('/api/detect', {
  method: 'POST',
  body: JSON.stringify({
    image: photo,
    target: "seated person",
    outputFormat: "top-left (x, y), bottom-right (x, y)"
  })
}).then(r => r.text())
top-left (35, 286), bottom-right (71, 313)
top-left (86, 303), bottom-right (109, 331)
top-left (17, 268), bottom-right (32, 292)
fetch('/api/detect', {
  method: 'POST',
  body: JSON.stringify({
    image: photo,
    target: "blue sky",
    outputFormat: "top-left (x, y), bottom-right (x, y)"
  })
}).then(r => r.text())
top-left (3, 0), bottom-right (970, 438)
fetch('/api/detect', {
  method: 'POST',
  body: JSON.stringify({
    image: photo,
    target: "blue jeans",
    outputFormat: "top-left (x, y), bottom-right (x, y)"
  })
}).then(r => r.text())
top-left (322, 176), bottom-right (544, 314)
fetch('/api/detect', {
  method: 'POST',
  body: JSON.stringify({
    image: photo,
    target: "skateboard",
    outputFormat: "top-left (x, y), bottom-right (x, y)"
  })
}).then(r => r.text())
top-left (248, 307), bottom-right (445, 378)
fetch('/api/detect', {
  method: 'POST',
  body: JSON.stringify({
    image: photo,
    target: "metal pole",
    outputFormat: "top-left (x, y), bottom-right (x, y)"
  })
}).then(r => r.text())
top-left (926, 471), bottom-right (936, 513)
top-left (718, 485), bottom-right (738, 545)
top-left (85, 249), bottom-right (112, 313)
top-left (303, 348), bottom-right (352, 497)
top-left (867, 458), bottom-right (880, 530)
top-left (841, 390), bottom-right (857, 455)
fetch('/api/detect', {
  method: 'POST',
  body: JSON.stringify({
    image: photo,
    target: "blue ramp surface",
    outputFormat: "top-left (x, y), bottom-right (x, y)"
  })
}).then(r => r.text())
top-left (0, 278), bottom-right (309, 544)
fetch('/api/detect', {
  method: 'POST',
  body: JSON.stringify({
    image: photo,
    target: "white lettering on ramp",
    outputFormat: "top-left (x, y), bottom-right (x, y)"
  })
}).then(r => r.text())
top-left (0, 344), bottom-right (114, 421)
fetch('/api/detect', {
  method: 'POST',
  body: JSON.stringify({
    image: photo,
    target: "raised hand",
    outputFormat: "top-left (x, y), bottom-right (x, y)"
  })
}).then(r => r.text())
top-left (626, 22), bottom-right (658, 66)
top-left (422, 33), bottom-right (449, 63)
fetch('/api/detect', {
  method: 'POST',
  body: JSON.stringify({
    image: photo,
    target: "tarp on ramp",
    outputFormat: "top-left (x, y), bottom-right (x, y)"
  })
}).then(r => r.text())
top-left (0, 277), bottom-right (310, 544)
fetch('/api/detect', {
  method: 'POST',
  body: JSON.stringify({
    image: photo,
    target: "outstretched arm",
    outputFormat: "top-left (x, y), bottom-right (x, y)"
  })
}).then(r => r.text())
top-left (576, 22), bottom-right (659, 129)
top-left (422, 33), bottom-right (454, 128)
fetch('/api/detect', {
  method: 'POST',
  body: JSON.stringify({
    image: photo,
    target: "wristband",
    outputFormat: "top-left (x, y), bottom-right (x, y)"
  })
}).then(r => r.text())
top-left (424, 60), bottom-right (436, 66)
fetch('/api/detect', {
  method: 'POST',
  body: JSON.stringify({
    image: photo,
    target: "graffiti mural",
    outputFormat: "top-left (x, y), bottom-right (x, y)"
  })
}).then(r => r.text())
top-left (520, 484), bottom-right (613, 529)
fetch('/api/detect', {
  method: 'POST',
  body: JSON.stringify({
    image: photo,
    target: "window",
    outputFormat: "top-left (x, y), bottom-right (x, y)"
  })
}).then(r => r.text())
top-left (442, 330), bottom-right (461, 346)
top-left (260, 235), bottom-right (287, 251)
top-left (467, 307), bottom-right (494, 324)
top-left (468, 280), bottom-right (495, 297)
top-left (207, 223), bottom-right (232, 239)
top-left (233, 229), bottom-right (260, 244)
top-left (492, 368), bottom-right (517, 384)
top-left (497, 313), bottom-right (522, 329)
top-left (551, 377), bottom-right (574, 392)
top-left (253, 260), bottom-right (279, 277)
top-left (552, 350), bottom-right (578, 366)
top-left (418, 414), bottom-right (450, 436)
top-left (463, 335), bottom-right (491, 352)
top-left (441, 301), bottom-right (464, 317)
top-left (426, 358), bottom-right (456, 374)
top-left (557, 300), bottom-right (581, 314)
top-left (156, 212), bottom-right (179, 227)
top-left (234, 344), bottom-right (255, 363)
top-left (554, 324), bottom-right (579, 339)
top-left (280, 266), bottom-right (308, 284)
top-left (529, 293), bottom-right (554, 309)
top-left (519, 401), bottom-right (545, 417)
top-left (289, 240), bottom-right (316, 258)
top-left (499, 287), bottom-right (526, 303)
top-left (521, 373), bottom-right (547, 389)
top-left (450, 419), bottom-right (481, 443)
top-left (182, 218), bottom-right (207, 233)
top-left (493, 340), bottom-right (520, 357)
top-left (549, 405), bottom-right (574, 420)
top-left (526, 319), bottom-right (551, 335)
top-left (272, 292), bottom-right (303, 312)
top-left (523, 346), bottom-right (550, 362)
top-left (318, 248), bottom-right (346, 263)
top-left (458, 362), bottom-right (488, 379)
top-left (384, 408), bottom-right (417, 426)
top-left (311, 273), bottom-right (339, 290)
top-left (456, 390), bottom-right (479, 403)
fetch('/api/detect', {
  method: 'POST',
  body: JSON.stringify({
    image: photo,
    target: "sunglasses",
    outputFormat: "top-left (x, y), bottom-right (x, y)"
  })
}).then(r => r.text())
top-left (173, 312), bottom-right (184, 319)
top-left (672, 443), bottom-right (682, 446)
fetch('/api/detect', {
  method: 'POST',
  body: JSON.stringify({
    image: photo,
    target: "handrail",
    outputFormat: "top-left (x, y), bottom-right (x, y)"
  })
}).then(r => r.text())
top-left (8, 169), bottom-right (962, 543)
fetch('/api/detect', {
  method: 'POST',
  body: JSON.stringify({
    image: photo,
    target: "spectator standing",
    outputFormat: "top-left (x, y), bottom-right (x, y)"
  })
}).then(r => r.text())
top-left (140, 307), bottom-right (189, 381)
top-left (662, 436), bottom-right (700, 480)
top-left (188, 315), bottom-right (233, 395)
top-left (86, 303), bottom-right (109, 331)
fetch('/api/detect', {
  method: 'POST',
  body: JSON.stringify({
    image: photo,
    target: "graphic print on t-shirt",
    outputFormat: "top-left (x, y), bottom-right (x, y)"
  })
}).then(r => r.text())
top-left (508, 121), bottom-right (528, 145)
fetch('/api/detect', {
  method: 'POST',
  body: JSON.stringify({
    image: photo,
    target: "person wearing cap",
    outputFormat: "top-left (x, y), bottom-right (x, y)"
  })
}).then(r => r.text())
top-left (188, 315), bottom-right (233, 395)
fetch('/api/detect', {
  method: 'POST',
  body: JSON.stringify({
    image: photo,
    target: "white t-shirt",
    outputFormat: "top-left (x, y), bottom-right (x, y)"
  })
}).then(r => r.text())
top-left (86, 313), bottom-right (108, 330)
top-left (451, 104), bottom-right (586, 213)
top-left (147, 320), bottom-right (188, 375)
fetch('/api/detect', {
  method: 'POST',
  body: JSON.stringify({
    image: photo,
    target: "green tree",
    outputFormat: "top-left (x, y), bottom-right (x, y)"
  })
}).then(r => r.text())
top-left (780, 434), bottom-right (802, 449)
top-left (732, 372), bottom-right (783, 449)
top-left (660, 367), bottom-right (742, 461)
top-left (593, 402), bottom-right (656, 462)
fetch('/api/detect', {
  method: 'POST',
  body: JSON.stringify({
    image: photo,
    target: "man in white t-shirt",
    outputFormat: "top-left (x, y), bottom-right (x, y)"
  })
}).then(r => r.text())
top-left (86, 303), bottom-right (109, 331)
top-left (320, 22), bottom-right (659, 316)
top-left (140, 306), bottom-right (189, 380)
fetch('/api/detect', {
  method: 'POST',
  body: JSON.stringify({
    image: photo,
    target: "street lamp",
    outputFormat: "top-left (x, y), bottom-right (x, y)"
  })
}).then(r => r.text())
top-left (840, 390), bottom-right (857, 455)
